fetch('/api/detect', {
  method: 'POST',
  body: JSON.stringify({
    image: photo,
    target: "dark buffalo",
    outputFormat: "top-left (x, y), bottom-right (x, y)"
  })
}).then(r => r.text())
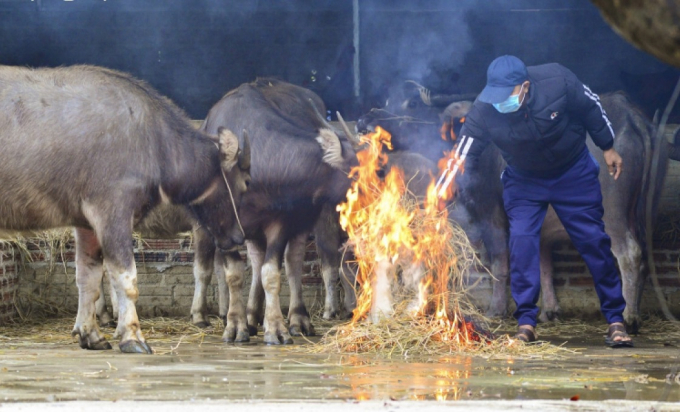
top-left (200, 78), bottom-right (357, 344)
top-left (0, 64), bottom-right (250, 353)
top-left (356, 81), bottom-right (474, 163)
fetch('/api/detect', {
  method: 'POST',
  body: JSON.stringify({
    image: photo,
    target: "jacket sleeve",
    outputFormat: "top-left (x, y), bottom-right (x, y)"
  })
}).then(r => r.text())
top-left (565, 69), bottom-right (615, 151)
top-left (434, 105), bottom-right (490, 198)
top-left (456, 106), bottom-right (490, 171)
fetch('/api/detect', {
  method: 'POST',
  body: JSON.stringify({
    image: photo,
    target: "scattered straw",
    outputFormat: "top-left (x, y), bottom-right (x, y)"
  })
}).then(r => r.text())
top-left (0, 315), bottom-right (225, 354)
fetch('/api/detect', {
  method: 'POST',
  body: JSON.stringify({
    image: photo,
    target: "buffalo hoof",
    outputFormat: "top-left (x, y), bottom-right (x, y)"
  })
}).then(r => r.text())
top-left (223, 330), bottom-right (250, 344)
top-left (264, 331), bottom-right (293, 345)
top-left (626, 318), bottom-right (641, 335)
top-left (289, 308), bottom-right (315, 337)
top-left (193, 321), bottom-right (211, 329)
top-left (119, 340), bottom-right (153, 354)
top-left (247, 324), bottom-right (259, 336)
top-left (323, 309), bottom-right (340, 320)
top-left (78, 336), bottom-right (113, 351)
top-left (289, 323), bottom-right (315, 337)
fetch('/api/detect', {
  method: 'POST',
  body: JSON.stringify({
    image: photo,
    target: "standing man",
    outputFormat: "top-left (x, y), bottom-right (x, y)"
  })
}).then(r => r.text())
top-left (439, 55), bottom-right (633, 347)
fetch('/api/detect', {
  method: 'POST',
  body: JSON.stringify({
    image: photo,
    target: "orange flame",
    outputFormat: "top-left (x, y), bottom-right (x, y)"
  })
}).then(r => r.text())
top-left (337, 126), bottom-right (479, 346)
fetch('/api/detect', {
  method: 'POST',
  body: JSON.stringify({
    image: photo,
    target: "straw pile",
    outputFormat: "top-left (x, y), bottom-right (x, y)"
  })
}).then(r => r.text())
top-left (301, 127), bottom-right (578, 359)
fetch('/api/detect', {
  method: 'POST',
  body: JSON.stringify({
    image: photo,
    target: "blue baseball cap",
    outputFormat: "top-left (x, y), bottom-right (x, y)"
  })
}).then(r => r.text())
top-left (478, 55), bottom-right (528, 104)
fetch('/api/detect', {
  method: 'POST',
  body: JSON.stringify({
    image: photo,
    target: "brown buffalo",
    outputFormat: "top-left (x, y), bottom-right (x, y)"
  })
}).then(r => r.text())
top-left (0, 64), bottom-right (249, 353)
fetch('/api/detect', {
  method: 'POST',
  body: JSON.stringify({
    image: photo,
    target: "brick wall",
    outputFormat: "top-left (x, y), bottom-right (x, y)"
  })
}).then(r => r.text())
top-left (15, 237), bottom-right (326, 319)
top-left (466, 241), bottom-right (680, 319)
top-left (7, 235), bottom-right (680, 321)
top-left (0, 243), bottom-right (19, 322)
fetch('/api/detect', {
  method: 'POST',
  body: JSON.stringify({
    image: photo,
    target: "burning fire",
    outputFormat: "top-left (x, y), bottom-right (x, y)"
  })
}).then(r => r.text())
top-left (336, 126), bottom-right (479, 347)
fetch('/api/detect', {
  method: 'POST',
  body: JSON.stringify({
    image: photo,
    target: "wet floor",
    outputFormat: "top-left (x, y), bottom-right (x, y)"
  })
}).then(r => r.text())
top-left (1, 318), bottom-right (679, 405)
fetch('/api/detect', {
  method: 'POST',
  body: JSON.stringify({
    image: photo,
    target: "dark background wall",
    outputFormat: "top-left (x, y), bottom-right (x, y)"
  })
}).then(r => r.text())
top-left (0, 0), bottom-right (677, 120)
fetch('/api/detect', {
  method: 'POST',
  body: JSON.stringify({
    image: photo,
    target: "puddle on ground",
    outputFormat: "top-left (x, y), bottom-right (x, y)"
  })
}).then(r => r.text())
top-left (1, 321), bottom-right (679, 403)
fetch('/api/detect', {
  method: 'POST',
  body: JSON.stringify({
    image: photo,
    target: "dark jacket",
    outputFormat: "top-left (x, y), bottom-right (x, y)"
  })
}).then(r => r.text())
top-left (458, 63), bottom-right (614, 177)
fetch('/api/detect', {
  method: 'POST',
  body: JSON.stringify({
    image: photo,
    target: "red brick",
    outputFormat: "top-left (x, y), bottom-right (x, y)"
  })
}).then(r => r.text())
top-left (55, 251), bottom-right (76, 263)
top-left (553, 278), bottom-right (567, 287)
top-left (569, 276), bottom-right (594, 286)
top-left (134, 252), bottom-right (170, 263)
top-left (172, 252), bottom-right (194, 263)
top-left (302, 277), bottom-right (323, 285)
top-left (560, 265), bottom-right (587, 274)
top-left (653, 252), bottom-right (668, 262)
top-left (142, 239), bottom-right (182, 250)
top-left (658, 277), bottom-right (680, 287)
top-left (552, 253), bottom-right (583, 263)
top-left (29, 252), bottom-right (47, 261)
top-left (655, 266), bottom-right (679, 275)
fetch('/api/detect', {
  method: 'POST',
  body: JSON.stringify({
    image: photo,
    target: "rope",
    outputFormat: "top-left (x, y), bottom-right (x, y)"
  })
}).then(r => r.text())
top-left (221, 169), bottom-right (245, 238)
top-left (646, 77), bottom-right (680, 324)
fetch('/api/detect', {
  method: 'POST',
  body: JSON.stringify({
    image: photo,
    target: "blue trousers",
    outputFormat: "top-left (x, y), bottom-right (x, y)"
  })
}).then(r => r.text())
top-left (501, 148), bottom-right (626, 327)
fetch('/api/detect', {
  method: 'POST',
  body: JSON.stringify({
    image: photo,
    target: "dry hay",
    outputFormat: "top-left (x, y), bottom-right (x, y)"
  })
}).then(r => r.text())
top-left (3, 228), bottom-right (191, 320)
top-left (655, 213), bottom-right (680, 244)
top-left (303, 127), bottom-right (580, 360)
top-left (0, 315), bottom-right (225, 355)
top-left (301, 305), bottom-right (578, 361)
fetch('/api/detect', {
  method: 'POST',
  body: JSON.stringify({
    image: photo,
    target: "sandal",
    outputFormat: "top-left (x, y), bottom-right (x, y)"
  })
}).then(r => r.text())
top-left (514, 325), bottom-right (537, 343)
top-left (605, 323), bottom-right (634, 348)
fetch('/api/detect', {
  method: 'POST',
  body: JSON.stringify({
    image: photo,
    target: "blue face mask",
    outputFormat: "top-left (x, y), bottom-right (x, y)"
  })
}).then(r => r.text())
top-left (493, 85), bottom-right (526, 113)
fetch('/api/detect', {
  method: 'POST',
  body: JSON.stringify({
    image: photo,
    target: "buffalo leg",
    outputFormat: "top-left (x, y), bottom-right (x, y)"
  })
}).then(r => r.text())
top-left (246, 240), bottom-right (266, 336)
top-left (340, 258), bottom-right (357, 316)
top-left (370, 259), bottom-right (396, 323)
top-left (72, 228), bottom-right (112, 350)
top-left (538, 241), bottom-right (562, 322)
top-left (215, 251), bottom-right (229, 325)
top-left (315, 204), bottom-right (343, 319)
top-left (260, 230), bottom-right (294, 345)
top-left (285, 231), bottom-right (315, 336)
top-left (220, 249), bottom-right (249, 343)
top-left (190, 227), bottom-right (215, 328)
top-left (91, 204), bottom-right (152, 354)
top-left (611, 231), bottom-right (643, 333)
top-left (484, 225), bottom-right (511, 318)
top-left (94, 277), bottom-right (114, 327)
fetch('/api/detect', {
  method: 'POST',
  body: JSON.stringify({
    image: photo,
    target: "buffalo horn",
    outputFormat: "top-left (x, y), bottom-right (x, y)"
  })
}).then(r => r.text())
top-left (336, 111), bottom-right (360, 145)
top-left (427, 93), bottom-right (479, 107)
top-left (238, 129), bottom-right (251, 170)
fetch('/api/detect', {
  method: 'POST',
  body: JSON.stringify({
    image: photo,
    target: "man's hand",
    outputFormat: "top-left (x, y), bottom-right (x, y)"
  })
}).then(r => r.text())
top-left (603, 148), bottom-right (623, 180)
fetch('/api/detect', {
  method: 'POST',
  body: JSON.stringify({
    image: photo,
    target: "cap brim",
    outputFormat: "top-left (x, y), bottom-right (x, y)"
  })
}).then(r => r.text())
top-left (477, 85), bottom-right (516, 104)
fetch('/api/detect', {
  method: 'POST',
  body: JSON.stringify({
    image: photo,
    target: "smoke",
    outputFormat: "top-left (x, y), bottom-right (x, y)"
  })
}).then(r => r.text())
top-left (0, 0), bottom-right (676, 119)
top-left (361, 2), bottom-right (473, 102)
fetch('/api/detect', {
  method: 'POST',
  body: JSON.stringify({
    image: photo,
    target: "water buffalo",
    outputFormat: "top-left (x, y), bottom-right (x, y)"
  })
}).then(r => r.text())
top-left (535, 92), bottom-right (668, 331)
top-left (356, 81), bottom-right (474, 163)
top-left (0, 64), bottom-right (250, 353)
top-left (199, 78), bottom-right (357, 344)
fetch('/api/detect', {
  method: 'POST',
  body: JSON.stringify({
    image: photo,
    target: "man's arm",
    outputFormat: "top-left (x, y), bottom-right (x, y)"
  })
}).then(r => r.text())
top-left (565, 70), bottom-right (622, 179)
top-left (436, 107), bottom-right (490, 198)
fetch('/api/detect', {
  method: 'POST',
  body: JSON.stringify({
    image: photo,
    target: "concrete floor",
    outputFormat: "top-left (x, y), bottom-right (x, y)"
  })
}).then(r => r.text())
top-left (1, 318), bottom-right (679, 410)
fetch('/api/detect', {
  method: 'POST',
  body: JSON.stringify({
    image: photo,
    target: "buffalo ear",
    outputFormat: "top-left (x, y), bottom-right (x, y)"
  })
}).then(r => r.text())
top-left (217, 126), bottom-right (239, 171)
